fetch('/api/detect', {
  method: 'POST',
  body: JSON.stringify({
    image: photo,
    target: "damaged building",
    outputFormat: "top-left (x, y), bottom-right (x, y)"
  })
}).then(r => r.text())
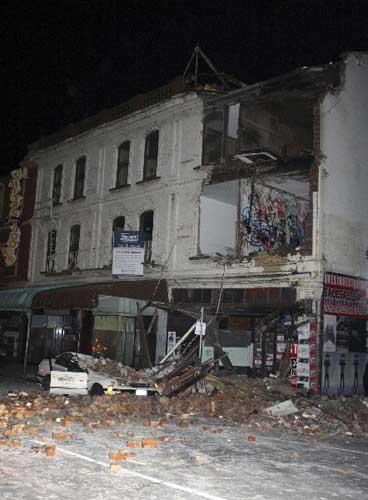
top-left (0, 51), bottom-right (367, 395)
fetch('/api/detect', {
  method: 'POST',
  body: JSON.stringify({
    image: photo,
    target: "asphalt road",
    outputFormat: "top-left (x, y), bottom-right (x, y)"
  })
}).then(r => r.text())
top-left (0, 417), bottom-right (367, 500)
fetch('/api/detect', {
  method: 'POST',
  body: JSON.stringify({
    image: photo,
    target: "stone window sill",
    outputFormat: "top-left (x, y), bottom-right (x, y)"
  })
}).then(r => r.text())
top-left (189, 255), bottom-right (211, 260)
top-left (68, 196), bottom-right (86, 203)
top-left (136, 176), bottom-right (161, 185)
top-left (109, 184), bottom-right (131, 192)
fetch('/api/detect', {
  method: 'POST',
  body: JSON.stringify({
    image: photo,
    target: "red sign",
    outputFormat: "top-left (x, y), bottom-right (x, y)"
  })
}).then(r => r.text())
top-left (323, 272), bottom-right (368, 318)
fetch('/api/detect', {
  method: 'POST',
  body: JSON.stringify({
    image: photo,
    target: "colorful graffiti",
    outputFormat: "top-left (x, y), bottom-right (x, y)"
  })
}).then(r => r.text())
top-left (240, 180), bottom-right (309, 255)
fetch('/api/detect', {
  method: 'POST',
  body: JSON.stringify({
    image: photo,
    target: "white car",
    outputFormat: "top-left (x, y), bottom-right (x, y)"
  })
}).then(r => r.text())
top-left (37, 352), bottom-right (156, 396)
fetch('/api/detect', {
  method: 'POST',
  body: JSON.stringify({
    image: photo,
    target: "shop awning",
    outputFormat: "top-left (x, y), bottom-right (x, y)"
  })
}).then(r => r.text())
top-left (31, 280), bottom-right (168, 310)
top-left (0, 285), bottom-right (68, 312)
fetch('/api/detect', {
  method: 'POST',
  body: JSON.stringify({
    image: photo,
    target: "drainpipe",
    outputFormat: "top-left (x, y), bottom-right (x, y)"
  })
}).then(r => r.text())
top-left (23, 311), bottom-right (32, 376)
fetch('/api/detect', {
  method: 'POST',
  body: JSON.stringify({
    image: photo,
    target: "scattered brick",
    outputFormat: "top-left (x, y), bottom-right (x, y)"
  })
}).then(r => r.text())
top-left (45, 444), bottom-right (56, 457)
top-left (141, 438), bottom-right (158, 448)
top-left (108, 451), bottom-right (128, 461)
top-left (127, 440), bottom-right (142, 448)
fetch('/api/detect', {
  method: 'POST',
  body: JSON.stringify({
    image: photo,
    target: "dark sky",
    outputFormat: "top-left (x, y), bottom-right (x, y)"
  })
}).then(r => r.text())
top-left (1, 0), bottom-right (368, 173)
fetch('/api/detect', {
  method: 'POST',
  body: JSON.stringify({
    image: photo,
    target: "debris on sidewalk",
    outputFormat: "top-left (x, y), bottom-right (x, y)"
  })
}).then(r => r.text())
top-left (265, 400), bottom-right (299, 417)
top-left (1, 370), bottom-right (368, 445)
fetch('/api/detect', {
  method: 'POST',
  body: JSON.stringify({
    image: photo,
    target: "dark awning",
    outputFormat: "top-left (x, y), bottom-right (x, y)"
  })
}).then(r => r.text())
top-left (31, 280), bottom-right (168, 310)
top-left (0, 285), bottom-right (70, 312)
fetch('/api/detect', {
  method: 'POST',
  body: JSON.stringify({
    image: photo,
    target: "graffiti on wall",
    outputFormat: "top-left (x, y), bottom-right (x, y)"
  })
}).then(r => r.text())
top-left (240, 179), bottom-right (309, 255)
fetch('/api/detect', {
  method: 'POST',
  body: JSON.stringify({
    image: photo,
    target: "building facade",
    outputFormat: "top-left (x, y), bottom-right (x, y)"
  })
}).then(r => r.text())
top-left (2, 52), bottom-right (367, 393)
top-left (0, 161), bottom-right (38, 359)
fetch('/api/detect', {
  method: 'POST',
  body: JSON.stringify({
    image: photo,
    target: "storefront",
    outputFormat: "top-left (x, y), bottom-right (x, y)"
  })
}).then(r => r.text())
top-left (322, 272), bottom-right (368, 395)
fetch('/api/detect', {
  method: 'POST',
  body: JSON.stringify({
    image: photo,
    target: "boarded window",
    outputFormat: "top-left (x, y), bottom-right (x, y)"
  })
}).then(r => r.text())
top-left (116, 141), bottom-right (130, 187)
top-left (46, 229), bottom-right (57, 273)
top-left (202, 111), bottom-right (223, 164)
top-left (52, 164), bottom-right (63, 205)
top-left (68, 224), bottom-right (80, 271)
top-left (143, 131), bottom-right (159, 180)
top-left (140, 210), bottom-right (154, 263)
top-left (74, 156), bottom-right (86, 199)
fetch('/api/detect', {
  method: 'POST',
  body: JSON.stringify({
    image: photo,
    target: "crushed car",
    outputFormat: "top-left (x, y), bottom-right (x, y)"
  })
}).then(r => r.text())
top-left (37, 352), bottom-right (158, 396)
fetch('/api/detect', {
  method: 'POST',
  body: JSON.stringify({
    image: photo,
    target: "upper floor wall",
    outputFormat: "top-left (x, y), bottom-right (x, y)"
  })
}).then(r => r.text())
top-left (28, 93), bottom-right (206, 282)
top-left (319, 53), bottom-right (368, 279)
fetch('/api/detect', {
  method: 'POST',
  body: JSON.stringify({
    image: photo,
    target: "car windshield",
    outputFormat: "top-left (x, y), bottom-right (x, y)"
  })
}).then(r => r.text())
top-left (55, 353), bottom-right (74, 368)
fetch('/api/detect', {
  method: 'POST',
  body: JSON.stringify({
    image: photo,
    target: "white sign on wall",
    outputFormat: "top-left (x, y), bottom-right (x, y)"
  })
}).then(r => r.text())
top-left (112, 230), bottom-right (144, 276)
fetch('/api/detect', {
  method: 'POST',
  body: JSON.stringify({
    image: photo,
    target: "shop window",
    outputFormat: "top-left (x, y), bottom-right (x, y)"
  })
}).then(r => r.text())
top-left (46, 229), bottom-right (57, 273)
top-left (116, 141), bottom-right (130, 187)
top-left (140, 210), bottom-right (154, 263)
top-left (143, 131), bottom-right (159, 180)
top-left (202, 111), bottom-right (223, 164)
top-left (223, 289), bottom-right (244, 304)
top-left (52, 164), bottom-right (63, 205)
top-left (73, 156), bottom-right (86, 199)
top-left (172, 288), bottom-right (213, 304)
top-left (68, 224), bottom-right (80, 271)
top-left (192, 289), bottom-right (212, 304)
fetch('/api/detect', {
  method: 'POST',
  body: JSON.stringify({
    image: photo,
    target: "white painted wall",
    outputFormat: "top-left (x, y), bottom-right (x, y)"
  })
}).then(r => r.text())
top-left (29, 93), bottom-right (206, 283)
top-left (319, 53), bottom-right (368, 279)
top-left (199, 181), bottom-right (238, 256)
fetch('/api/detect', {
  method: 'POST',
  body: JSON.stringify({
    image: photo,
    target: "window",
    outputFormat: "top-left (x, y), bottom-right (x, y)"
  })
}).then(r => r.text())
top-left (143, 131), bottom-right (159, 180)
top-left (46, 229), bottom-right (57, 273)
top-left (73, 156), bottom-right (86, 199)
top-left (52, 164), bottom-right (63, 205)
top-left (113, 216), bottom-right (125, 233)
top-left (68, 225), bottom-right (80, 271)
top-left (140, 210), bottom-right (154, 263)
top-left (116, 142), bottom-right (130, 187)
top-left (202, 111), bottom-right (223, 164)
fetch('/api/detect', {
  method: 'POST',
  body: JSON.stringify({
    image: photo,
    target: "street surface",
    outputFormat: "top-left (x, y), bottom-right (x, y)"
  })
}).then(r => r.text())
top-left (0, 416), bottom-right (367, 500)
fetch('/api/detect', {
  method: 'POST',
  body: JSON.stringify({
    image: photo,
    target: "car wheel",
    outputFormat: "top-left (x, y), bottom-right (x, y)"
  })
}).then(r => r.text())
top-left (42, 374), bottom-right (51, 391)
top-left (90, 383), bottom-right (104, 397)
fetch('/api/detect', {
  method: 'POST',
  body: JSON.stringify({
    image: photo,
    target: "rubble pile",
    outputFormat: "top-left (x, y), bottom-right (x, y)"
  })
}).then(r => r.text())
top-left (77, 356), bottom-right (154, 385)
top-left (0, 376), bottom-right (367, 447)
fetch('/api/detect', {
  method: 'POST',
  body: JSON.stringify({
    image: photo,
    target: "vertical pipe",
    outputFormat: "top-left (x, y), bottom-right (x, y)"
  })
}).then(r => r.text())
top-left (23, 311), bottom-right (32, 376)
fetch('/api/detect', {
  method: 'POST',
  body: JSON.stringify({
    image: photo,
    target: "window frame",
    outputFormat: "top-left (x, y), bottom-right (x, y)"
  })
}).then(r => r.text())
top-left (202, 110), bottom-right (225, 165)
top-left (52, 164), bottom-right (63, 206)
top-left (46, 229), bottom-right (57, 273)
top-left (143, 130), bottom-right (159, 180)
top-left (116, 141), bottom-right (130, 188)
top-left (68, 224), bottom-right (81, 271)
top-left (139, 210), bottom-right (154, 264)
top-left (73, 156), bottom-right (86, 200)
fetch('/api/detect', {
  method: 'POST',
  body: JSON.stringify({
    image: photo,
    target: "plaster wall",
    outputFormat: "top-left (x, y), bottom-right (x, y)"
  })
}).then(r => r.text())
top-left (319, 53), bottom-right (368, 279)
top-left (28, 86), bottom-right (321, 302)
top-left (199, 181), bottom-right (238, 256)
top-left (29, 93), bottom-right (205, 282)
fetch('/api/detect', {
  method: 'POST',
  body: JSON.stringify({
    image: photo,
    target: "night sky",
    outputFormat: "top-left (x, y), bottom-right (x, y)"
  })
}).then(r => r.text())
top-left (1, 0), bottom-right (368, 173)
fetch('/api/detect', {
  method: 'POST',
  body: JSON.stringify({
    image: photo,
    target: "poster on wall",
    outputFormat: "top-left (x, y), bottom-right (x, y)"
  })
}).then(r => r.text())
top-left (323, 314), bottom-right (337, 352)
top-left (323, 272), bottom-right (368, 318)
top-left (112, 230), bottom-right (144, 276)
